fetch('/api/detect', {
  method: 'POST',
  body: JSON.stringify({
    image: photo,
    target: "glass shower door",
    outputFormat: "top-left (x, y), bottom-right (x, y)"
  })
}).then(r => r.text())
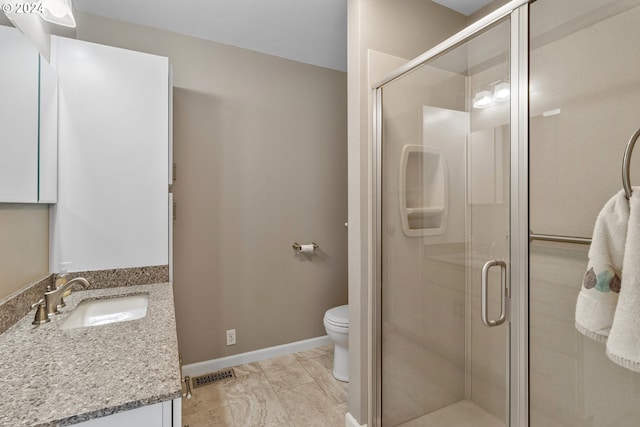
top-left (377, 17), bottom-right (512, 427)
top-left (529, 1), bottom-right (640, 426)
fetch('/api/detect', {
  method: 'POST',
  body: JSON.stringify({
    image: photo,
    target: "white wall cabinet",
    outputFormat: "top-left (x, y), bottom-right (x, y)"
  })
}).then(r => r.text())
top-left (73, 399), bottom-right (181, 427)
top-left (50, 37), bottom-right (170, 272)
top-left (0, 25), bottom-right (57, 203)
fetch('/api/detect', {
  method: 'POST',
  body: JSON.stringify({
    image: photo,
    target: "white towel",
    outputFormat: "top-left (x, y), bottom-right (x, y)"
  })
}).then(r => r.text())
top-left (575, 189), bottom-right (629, 342)
top-left (607, 192), bottom-right (640, 371)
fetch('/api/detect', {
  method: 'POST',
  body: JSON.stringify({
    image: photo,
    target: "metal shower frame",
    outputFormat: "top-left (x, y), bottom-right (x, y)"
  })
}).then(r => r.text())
top-left (370, 1), bottom-right (532, 425)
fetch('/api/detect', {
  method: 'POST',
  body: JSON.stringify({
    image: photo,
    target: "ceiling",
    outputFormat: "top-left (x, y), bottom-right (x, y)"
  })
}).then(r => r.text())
top-left (73, 0), bottom-right (348, 71)
top-left (73, 0), bottom-right (494, 73)
top-left (432, 0), bottom-right (494, 16)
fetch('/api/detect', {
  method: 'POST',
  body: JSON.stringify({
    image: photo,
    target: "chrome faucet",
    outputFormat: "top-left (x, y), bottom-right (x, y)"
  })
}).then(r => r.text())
top-left (44, 277), bottom-right (91, 316)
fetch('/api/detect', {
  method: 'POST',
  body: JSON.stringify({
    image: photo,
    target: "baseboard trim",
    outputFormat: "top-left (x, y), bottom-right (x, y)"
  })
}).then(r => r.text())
top-left (345, 412), bottom-right (367, 427)
top-left (183, 335), bottom-right (332, 377)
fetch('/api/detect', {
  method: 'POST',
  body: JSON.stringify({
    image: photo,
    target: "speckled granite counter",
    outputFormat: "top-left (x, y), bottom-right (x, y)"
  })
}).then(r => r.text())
top-left (0, 282), bottom-right (182, 427)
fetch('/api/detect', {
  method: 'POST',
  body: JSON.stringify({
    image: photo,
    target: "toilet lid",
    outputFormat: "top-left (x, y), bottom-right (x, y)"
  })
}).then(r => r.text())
top-left (325, 305), bottom-right (349, 326)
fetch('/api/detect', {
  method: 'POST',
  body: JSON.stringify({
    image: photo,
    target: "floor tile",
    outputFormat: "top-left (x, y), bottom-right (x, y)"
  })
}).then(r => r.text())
top-left (276, 382), bottom-right (346, 427)
top-left (182, 380), bottom-right (228, 415)
top-left (294, 345), bottom-right (333, 360)
top-left (182, 404), bottom-right (235, 427)
top-left (259, 354), bottom-right (300, 371)
top-left (182, 346), bottom-right (345, 427)
top-left (399, 400), bottom-right (504, 427)
top-left (264, 364), bottom-right (314, 392)
top-left (259, 353), bottom-right (315, 391)
top-left (233, 362), bottom-right (263, 377)
top-left (298, 355), bottom-right (347, 404)
top-left (225, 372), bottom-right (291, 427)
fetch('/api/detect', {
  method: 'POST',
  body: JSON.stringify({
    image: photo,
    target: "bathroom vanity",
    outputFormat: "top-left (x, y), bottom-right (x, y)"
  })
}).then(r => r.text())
top-left (0, 22), bottom-right (177, 426)
top-left (0, 282), bottom-right (182, 426)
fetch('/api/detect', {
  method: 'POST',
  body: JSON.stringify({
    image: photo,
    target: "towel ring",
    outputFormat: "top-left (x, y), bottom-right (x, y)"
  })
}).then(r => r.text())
top-left (622, 127), bottom-right (640, 199)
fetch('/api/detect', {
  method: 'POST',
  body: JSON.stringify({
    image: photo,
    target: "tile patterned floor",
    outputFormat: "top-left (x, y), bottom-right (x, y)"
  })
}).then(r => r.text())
top-left (399, 400), bottom-right (505, 427)
top-left (182, 345), bottom-right (348, 427)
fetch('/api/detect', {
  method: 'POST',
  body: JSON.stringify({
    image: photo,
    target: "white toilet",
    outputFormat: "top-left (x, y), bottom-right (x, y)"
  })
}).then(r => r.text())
top-left (324, 305), bottom-right (349, 382)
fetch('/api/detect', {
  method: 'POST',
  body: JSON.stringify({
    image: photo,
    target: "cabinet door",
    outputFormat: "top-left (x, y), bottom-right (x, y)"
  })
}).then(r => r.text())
top-left (0, 25), bottom-right (39, 202)
top-left (73, 402), bottom-right (164, 427)
top-left (0, 26), bottom-right (57, 204)
top-left (172, 397), bottom-right (182, 427)
top-left (72, 400), bottom-right (178, 427)
top-left (50, 37), bottom-right (169, 272)
top-left (38, 56), bottom-right (58, 203)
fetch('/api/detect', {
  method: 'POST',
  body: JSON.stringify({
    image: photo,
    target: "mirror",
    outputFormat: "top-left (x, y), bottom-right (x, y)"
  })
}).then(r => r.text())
top-left (0, 24), bottom-right (57, 203)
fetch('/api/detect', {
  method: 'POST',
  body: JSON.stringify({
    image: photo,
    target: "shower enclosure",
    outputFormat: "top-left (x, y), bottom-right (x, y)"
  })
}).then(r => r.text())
top-left (372, 0), bottom-right (640, 425)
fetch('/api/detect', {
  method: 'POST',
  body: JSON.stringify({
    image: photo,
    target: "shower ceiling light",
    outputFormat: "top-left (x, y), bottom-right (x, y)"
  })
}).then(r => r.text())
top-left (473, 90), bottom-right (494, 109)
top-left (40, 0), bottom-right (76, 28)
top-left (493, 81), bottom-right (510, 102)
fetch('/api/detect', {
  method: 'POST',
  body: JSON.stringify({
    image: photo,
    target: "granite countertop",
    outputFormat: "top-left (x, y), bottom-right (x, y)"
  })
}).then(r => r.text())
top-left (0, 282), bottom-right (182, 427)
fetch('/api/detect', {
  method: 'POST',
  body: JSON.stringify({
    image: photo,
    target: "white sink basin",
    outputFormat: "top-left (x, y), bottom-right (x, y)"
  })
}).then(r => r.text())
top-left (60, 294), bottom-right (149, 329)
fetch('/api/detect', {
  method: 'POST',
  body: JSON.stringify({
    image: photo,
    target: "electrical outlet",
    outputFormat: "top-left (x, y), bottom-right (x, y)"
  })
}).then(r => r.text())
top-left (226, 329), bottom-right (236, 346)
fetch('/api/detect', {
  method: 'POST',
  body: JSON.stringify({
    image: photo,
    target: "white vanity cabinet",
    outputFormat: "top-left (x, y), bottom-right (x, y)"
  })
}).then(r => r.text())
top-left (73, 399), bottom-right (182, 427)
top-left (0, 25), bottom-right (57, 203)
top-left (49, 37), bottom-right (171, 272)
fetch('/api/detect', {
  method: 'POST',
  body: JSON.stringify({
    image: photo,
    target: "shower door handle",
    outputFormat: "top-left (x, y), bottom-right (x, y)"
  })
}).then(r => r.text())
top-left (481, 260), bottom-right (507, 327)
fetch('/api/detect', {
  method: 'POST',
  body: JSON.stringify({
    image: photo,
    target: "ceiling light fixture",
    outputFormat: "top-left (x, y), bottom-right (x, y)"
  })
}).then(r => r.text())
top-left (493, 81), bottom-right (510, 102)
top-left (472, 80), bottom-right (510, 109)
top-left (472, 90), bottom-right (494, 109)
top-left (40, 0), bottom-right (76, 28)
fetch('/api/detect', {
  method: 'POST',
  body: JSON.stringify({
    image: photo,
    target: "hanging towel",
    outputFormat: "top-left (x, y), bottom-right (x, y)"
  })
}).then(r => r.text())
top-left (607, 190), bottom-right (640, 371)
top-left (575, 189), bottom-right (629, 343)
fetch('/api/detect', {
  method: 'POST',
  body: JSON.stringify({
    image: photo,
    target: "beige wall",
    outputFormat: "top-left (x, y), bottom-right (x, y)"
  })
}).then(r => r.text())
top-left (0, 204), bottom-right (49, 299)
top-left (348, 0), bottom-right (467, 422)
top-left (76, 12), bottom-right (348, 364)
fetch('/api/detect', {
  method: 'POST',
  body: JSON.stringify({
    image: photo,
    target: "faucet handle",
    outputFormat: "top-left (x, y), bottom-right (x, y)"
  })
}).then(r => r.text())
top-left (31, 299), bottom-right (50, 325)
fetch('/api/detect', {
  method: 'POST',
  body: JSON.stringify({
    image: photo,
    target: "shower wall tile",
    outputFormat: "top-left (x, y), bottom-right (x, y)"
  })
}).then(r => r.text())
top-left (529, 244), bottom-right (588, 426)
top-left (529, 4), bottom-right (640, 239)
top-left (530, 242), bottom-right (640, 426)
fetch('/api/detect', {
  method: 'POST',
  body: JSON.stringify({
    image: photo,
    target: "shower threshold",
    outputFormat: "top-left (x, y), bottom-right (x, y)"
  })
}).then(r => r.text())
top-left (398, 400), bottom-right (504, 427)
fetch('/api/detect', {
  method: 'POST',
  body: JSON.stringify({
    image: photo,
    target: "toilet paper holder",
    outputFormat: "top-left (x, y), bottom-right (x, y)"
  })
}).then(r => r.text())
top-left (292, 242), bottom-right (319, 252)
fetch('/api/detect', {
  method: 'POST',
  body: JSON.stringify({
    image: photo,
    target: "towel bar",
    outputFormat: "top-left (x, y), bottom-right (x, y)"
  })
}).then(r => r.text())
top-left (622, 127), bottom-right (640, 199)
top-left (529, 233), bottom-right (591, 245)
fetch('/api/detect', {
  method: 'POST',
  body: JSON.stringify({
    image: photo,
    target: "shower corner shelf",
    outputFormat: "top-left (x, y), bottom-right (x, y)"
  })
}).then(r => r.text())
top-left (399, 144), bottom-right (448, 237)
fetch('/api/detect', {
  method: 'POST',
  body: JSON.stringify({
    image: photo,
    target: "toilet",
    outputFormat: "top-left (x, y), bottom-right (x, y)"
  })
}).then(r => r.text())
top-left (324, 305), bottom-right (349, 382)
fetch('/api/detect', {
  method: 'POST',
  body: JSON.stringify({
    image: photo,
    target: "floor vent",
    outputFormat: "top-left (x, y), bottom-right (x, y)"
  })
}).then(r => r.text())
top-left (191, 368), bottom-right (236, 388)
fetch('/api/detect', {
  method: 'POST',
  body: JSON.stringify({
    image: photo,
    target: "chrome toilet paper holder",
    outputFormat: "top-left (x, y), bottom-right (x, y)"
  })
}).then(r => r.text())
top-left (292, 242), bottom-right (319, 251)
